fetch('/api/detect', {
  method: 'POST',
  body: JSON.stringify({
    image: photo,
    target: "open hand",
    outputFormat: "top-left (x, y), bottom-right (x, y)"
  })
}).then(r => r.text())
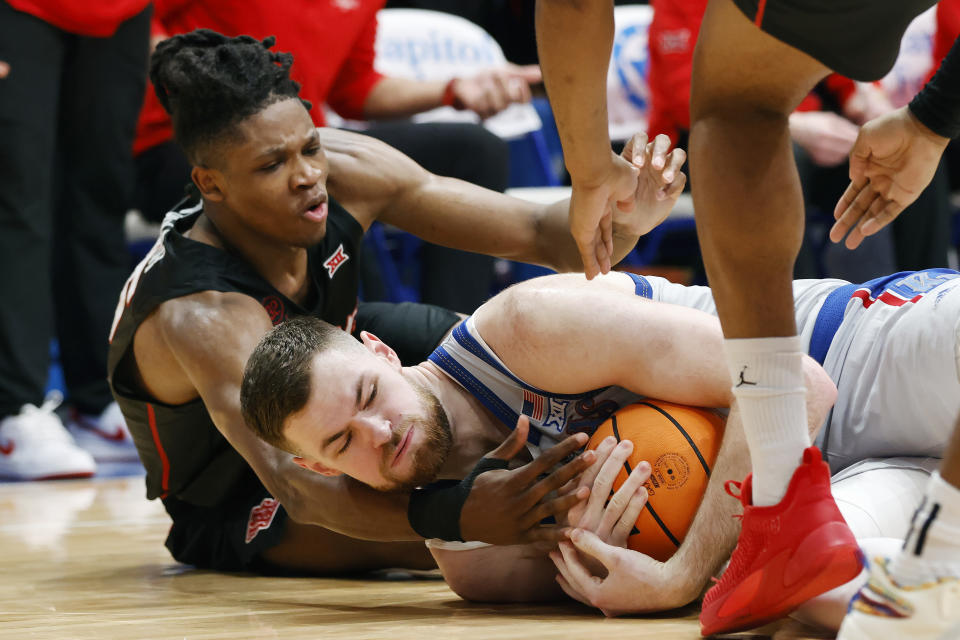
top-left (460, 415), bottom-right (594, 545)
top-left (831, 106), bottom-right (949, 249)
top-left (611, 132), bottom-right (687, 238)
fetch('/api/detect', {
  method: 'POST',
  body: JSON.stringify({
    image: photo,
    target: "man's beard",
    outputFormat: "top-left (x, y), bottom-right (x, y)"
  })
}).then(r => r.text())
top-left (377, 379), bottom-right (452, 494)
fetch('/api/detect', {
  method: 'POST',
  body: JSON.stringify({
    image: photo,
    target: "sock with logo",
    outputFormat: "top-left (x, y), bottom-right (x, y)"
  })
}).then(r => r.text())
top-left (725, 335), bottom-right (810, 506)
top-left (889, 471), bottom-right (960, 585)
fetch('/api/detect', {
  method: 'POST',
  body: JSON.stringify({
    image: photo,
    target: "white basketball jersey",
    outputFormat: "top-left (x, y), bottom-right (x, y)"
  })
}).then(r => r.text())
top-left (428, 316), bottom-right (646, 455)
top-left (643, 270), bottom-right (960, 472)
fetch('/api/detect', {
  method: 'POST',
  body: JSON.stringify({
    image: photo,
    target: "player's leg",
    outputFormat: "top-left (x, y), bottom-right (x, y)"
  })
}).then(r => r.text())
top-left (53, 8), bottom-right (150, 421)
top-left (690, 0), bottom-right (862, 633)
top-left (690, 0), bottom-right (829, 503)
top-left (0, 4), bottom-right (96, 479)
top-left (838, 418), bottom-right (960, 639)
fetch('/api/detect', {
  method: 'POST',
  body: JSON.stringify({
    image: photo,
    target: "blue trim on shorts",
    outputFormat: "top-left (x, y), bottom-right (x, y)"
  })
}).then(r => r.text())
top-left (809, 284), bottom-right (857, 365)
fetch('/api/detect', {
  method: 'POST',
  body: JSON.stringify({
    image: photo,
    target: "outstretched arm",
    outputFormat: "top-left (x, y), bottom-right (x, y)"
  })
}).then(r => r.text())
top-left (323, 128), bottom-right (684, 274)
top-left (831, 36), bottom-right (960, 248)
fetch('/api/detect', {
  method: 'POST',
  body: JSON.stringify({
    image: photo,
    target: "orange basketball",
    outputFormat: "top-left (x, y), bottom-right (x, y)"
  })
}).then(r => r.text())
top-left (587, 401), bottom-right (726, 562)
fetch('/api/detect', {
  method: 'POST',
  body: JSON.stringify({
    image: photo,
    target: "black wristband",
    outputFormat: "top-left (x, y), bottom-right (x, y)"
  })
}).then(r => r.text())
top-left (407, 457), bottom-right (510, 541)
top-left (909, 36), bottom-right (960, 140)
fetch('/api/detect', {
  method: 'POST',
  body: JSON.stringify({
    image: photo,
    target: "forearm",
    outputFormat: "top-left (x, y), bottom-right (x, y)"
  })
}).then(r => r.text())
top-left (909, 36), bottom-right (960, 140)
top-left (363, 77), bottom-right (448, 120)
top-left (535, 0), bottom-right (615, 180)
top-left (534, 199), bottom-right (640, 271)
top-left (273, 467), bottom-right (420, 541)
top-left (665, 405), bottom-right (749, 603)
top-left (432, 544), bottom-right (563, 602)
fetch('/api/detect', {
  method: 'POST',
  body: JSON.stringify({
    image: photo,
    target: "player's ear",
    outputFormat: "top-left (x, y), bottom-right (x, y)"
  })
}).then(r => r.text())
top-left (191, 165), bottom-right (225, 202)
top-left (359, 331), bottom-right (401, 369)
top-left (292, 456), bottom-right (342, 477)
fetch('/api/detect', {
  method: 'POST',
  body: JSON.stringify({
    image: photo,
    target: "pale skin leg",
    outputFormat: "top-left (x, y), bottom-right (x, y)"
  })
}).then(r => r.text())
top-left (689, 0), bottom-right (829, 338)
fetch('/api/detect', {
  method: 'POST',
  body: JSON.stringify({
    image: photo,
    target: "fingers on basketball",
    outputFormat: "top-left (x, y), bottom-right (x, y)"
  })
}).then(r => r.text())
top-left (585, 401), bottom-right (724, 561)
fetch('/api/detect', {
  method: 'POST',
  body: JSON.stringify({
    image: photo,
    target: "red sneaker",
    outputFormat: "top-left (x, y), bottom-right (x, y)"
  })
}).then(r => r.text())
top-left (699, 446), bottom-right (864, 636)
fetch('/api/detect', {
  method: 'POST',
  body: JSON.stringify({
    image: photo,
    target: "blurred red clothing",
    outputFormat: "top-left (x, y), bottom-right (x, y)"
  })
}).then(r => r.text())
top-left (646, 0), bottom-right (856, 143)
top-left (7, 0), bottom-right (149, 36)
top-left (930, 0), bottom-right (960, 82)
top-left (134, 0), bottom-right (386, 155)
top-left (646, 0), bottom-right (706, 144)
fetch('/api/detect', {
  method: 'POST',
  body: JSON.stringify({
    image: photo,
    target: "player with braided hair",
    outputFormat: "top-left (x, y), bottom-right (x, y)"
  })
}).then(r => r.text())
top-left (149, 30), bottom-right (309, 163)
top-left (107, 30), bottom-right (686, 573)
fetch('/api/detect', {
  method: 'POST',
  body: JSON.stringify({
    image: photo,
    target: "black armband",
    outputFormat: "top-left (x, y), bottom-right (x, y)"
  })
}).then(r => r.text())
top-left (909, 36), bottom-right (960, 140)
top-left (407, 457), bottom-right (509, 541)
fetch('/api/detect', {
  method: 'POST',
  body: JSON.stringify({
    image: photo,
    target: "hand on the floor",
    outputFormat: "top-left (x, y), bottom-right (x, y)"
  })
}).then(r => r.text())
top-left (459, 415), bottom-right (593, 546)
top-left (551, 529), bottom-right (689, 616)
top-left (831, 106), bottom-right (949, 249)
top-left (611, 132), bottom-right (687, 238)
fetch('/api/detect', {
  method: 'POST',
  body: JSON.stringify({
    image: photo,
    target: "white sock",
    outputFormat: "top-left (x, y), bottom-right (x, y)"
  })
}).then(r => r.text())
top-left (889, 471), bottom-right (960, 585)
top-left (725, 336), bottom-right (809, 506)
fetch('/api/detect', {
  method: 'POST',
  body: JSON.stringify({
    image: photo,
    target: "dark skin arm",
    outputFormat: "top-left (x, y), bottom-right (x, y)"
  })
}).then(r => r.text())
top-left (133, 291), bottom-right (592, 543)
top-left (138, 291), bottom-right (417, 539)
top-left (322, 128), bottom-right (685, 273)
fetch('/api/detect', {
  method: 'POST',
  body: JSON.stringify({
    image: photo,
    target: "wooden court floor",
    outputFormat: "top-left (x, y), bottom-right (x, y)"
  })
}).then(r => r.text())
top-left (0, 475), bottom-right (834, 640)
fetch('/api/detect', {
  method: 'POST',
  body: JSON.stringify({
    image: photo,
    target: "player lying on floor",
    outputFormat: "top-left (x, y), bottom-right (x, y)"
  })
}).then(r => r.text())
top-left (552, 267), bottom-right (960, 631)
top-left (242, 267), bottom-right (960, 620)
top-left (240, 270), bottom-right (837, 602)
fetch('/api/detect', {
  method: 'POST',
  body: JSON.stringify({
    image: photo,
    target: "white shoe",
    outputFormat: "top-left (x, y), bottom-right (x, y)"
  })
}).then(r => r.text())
top-left (0, 391), bottom-right (96, 480)
top-left (67, 401), bottom-right (139, 463)
top-left (837, 556), bottom-right (960, 640)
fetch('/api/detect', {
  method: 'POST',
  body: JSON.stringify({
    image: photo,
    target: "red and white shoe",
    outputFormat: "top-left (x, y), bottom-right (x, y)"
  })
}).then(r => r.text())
top-left (67, 402), bottom-right (139, 463)
top-left (0, 391), bottom-right (96, 480)
top-left (699, 446), bottom-right (863, 636)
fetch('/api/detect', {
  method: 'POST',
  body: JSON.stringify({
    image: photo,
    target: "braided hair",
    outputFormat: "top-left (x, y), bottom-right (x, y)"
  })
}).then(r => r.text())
top-left (149, 29), bottom-right (311, 164)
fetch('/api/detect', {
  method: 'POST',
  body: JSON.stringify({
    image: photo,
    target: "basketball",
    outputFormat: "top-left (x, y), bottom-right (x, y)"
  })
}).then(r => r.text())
top-left (587, 401), bottom-right (726, 562)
